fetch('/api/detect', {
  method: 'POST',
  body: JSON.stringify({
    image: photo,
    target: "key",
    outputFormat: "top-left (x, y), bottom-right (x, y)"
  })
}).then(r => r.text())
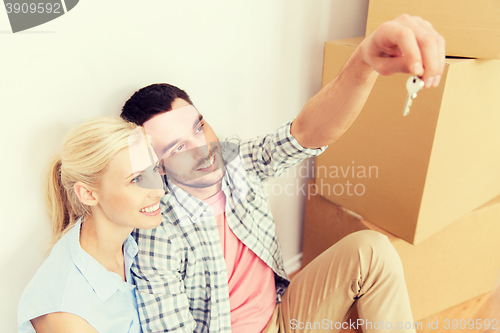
top-left (403, 75), bottom-right (424, 116)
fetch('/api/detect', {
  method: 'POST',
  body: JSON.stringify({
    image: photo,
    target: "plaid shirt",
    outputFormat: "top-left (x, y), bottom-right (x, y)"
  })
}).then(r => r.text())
top-left (131, 120), bottom-right (326, 332)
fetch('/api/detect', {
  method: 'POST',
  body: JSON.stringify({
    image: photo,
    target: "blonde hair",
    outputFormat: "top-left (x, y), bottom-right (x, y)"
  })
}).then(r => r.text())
top-left (45, 117), bottom-right (141, 244)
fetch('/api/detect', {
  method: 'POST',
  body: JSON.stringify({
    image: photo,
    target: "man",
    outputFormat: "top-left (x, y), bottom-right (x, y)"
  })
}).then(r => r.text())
top-left (121, 15), bottom-right (444, 332)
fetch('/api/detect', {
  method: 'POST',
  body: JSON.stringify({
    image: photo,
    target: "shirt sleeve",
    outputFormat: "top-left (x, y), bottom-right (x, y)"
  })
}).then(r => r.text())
top-left (238, 119), bottom-right (327, 181)
top-left (132, 227), bottom-right (196, 333)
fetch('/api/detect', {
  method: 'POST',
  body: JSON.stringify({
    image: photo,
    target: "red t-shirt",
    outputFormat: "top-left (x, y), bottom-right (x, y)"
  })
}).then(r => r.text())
top-left (204, 191), bottom-right (276, 333)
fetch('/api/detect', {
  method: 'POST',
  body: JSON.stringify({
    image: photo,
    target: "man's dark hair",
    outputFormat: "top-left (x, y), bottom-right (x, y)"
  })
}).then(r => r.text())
top-left (121, 83), bottom-right (193, 126)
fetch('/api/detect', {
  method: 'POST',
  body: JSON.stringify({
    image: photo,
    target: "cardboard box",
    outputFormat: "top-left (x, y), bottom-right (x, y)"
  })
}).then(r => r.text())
top-left (302, 181), bottom-right (500, 321)
top-left (365, 0), bottom-right (500, 59)
top-left (316, 37), bottom-right (500, 244)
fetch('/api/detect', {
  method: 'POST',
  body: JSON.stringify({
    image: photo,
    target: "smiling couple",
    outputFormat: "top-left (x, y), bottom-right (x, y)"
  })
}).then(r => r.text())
top-left (18, 14), bottom-right (445, 333)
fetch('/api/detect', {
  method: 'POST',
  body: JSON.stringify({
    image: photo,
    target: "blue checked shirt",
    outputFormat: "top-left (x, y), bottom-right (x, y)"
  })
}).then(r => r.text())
top-left (131, 120), bottom-right (326, 332)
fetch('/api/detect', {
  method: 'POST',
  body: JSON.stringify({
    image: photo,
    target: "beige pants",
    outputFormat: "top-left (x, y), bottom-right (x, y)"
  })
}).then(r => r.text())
top-left (263, 230), bottom-right (416, 333)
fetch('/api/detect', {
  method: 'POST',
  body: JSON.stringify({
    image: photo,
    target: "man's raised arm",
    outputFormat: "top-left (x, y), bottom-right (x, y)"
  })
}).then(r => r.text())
top-left (291, 14), bottom-right (445, 149)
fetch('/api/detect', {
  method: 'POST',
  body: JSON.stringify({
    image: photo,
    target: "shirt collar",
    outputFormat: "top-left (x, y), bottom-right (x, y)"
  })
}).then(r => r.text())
top-left (165, 154), bottom-right (250, 224)
top-left (168, 182), bottom-right (208, 221)
top-left (69, 220), bottom-right (136, 302)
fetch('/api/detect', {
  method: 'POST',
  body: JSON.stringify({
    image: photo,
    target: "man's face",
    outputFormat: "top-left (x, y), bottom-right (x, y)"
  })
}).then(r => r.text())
top-left (143, 98), bottom-right (225, 192)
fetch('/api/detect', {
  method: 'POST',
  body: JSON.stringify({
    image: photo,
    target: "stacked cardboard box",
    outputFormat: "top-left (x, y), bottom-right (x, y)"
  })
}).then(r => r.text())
top-left (302, 181), bottom-right (500, 321)
top-left (302, 5), bottom-right (500, 320)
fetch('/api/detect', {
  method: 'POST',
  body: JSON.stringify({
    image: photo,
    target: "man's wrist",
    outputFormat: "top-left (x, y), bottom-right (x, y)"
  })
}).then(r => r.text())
top-left (347, 40), bottom-right (378, 83)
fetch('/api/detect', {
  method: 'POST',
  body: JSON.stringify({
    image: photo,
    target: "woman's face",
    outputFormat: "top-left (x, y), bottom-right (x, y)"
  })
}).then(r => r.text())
top-left (95, 143), bottom-right (165, 230)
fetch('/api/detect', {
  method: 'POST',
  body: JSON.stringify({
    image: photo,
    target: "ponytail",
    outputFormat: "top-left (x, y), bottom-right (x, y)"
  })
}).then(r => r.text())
top-left (45, 154), bottom-right (66, 243)
top-left (44, 154), bottom-right (86, 245)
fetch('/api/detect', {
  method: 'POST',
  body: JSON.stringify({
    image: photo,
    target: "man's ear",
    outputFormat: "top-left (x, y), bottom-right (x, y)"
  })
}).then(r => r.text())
top-left (159, 159), bottom-right (167, 175)
top-left (74, 182), bottom-right (99, 206)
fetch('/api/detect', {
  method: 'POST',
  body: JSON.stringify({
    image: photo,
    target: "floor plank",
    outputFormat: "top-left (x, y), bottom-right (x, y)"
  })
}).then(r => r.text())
top-left (416, 292), bottom-right (493, 333)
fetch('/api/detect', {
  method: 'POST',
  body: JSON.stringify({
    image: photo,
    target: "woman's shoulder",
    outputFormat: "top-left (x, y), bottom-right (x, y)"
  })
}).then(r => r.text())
top-left (20, 223), bottom-right (81, 297)
top-left (18, 223), bottom-right (94, 331)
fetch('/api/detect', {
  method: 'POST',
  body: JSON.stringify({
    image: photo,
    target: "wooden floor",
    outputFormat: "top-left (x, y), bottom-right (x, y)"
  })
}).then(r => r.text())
top-left (288, 271), bottom-right (500, 332)
top-left (414, 290), bottom-right (499, 333)
top-left (339, 291), bottom-right (498, 333)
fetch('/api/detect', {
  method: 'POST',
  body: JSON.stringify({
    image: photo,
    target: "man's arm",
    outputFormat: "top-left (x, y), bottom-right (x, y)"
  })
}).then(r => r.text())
top-left (238, 121), bottom-right (326, 181)
top-left (291, 14), bottom-right (445, 149)
top-left (132, 228), bottom-right (197, 333)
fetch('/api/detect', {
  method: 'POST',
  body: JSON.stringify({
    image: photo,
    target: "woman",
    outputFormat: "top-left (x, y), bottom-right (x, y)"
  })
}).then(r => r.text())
top-left (18, 117), bottom-right (165, 333)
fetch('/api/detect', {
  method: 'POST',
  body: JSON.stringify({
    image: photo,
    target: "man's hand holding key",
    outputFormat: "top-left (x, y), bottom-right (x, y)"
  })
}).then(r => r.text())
top-left (359, 14), bottom-right (445, 88)
top-left (354, 14), bottom-right (445, 117)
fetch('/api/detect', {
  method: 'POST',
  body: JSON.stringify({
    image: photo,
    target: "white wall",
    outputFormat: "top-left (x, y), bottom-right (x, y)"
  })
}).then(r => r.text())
top-left (0, 0), bottom-right (368, 330)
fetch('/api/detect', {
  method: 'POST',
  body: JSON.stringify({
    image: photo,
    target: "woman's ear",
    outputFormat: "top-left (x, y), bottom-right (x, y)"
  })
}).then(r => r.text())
top-left (74, 182), bottom-right (98, 206)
